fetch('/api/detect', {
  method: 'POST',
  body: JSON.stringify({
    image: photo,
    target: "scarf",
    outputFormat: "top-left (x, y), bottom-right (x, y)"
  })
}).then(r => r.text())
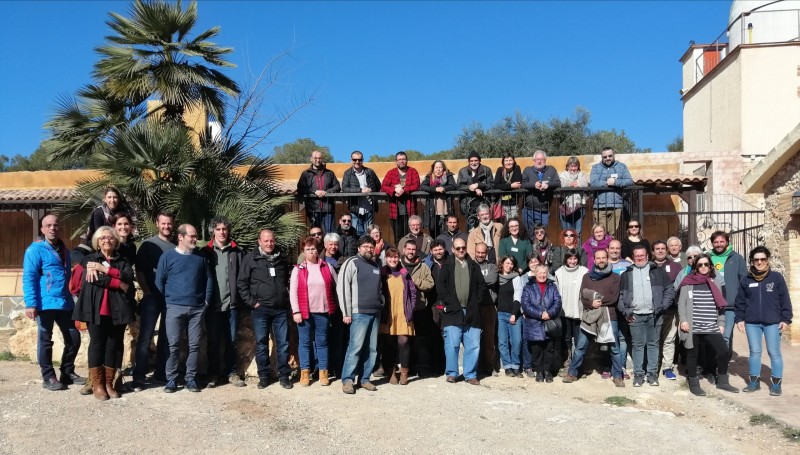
top-left (479, 222), bottom-right (494, 248)
top-left (589, 264), bottom-right (613, 281)
top-left (375, 239), bottom-right (384, 256)
top-left (749, 267), bottom-right (769, 282)
top-left (679, 272), bottom-right (727, 309)
top-left (535, 239), bottom-right (551, 262)
top-left (400, 257), bottom-right (419, 272)
top-left (498, 271), bottom-right (519, 286)
top-left (709, 245), bottom-right (732, 274)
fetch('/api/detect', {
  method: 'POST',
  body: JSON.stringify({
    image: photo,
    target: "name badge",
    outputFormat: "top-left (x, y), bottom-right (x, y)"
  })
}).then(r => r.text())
top-left (482, 270), bottom-right (488, 276)
top-left (688, 290), bottom-right (693, 299)
top-left (511, 247), bottom-right (519, 252)
top-left (102, 261), bottom-right (110, 267)
top-left (611, 174), bottom-right (618, 179)
top-left (749, 282), bottom-right (759, 288)
top-left (373, 268), bottom-right (380, 275)
top-left (665, 265), bottom-right (670, 273)
top-left (269, 268), bottom-right (276, 277)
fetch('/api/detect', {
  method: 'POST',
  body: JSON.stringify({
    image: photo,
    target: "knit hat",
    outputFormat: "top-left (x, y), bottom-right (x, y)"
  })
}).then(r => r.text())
top-left (468, 151), bottom-right (481, 162)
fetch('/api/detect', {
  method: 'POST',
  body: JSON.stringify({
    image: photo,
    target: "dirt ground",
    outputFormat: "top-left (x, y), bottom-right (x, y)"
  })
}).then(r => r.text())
top-left (0, 356), bottom-right (796, 454)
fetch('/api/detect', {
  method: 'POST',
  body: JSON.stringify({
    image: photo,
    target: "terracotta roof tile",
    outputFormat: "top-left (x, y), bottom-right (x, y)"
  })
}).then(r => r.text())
top-left (0, 188), bottom-right (75, 202)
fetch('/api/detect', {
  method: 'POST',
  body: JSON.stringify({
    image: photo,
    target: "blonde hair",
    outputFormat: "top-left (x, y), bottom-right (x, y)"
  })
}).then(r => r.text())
top-left (91, 226), bottom-right (120, 251)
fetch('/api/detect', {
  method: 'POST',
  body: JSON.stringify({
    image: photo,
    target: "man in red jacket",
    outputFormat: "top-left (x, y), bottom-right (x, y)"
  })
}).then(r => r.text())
top-left (381, 151), bottom-right (420, 244)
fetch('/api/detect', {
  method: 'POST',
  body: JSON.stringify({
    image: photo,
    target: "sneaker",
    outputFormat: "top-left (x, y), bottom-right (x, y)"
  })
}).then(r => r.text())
top-left (613, 378), bottom-right (625, 388)
top-left (279, 377), bottom-right (293, 389)
top-left (257, 377), bottom-right (270, 389)
top-left (206, 376), bottom-right (217, 388)
top-left (42, 377), bottom-right (65, 391)
top-left (663, 369), bottom-right (677, 380)
top-left (504, 368), bottom-right (515, 377)
top-left (185, 380), bottom-right (201, 392)
top-left (562, 374), bottom-right (578, 383)
top-left (525, 369), bottom-right (536, 379)
top-left (360, 381), bottom-right (377, 391)
top-left (622, 369), bottom-right (631, 380)
top-left (633, 375), bottom-right (644, 387)
top-left (60, 372), bottom-right (86, 386)
top-left (647, 374), bottom-right (659, 386)
top-left (342, 381), bottom-right (355, 394)
top-left (228, 374), bottom-right (246, 387)
top-left (601, 371), bottom-right (611, 379)
top-left (130, 379), bottom-right (145, 392)
top-left (163, 380), bottom-right (178, 393)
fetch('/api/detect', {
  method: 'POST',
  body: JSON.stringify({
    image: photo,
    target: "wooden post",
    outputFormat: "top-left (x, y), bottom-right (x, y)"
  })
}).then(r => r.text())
top-left (687, 188), bottom-right (698, 245)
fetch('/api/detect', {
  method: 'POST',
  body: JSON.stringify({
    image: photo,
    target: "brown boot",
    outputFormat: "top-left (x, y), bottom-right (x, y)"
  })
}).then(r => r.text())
top-left (104, 367), bottom-right (120, 399)
top-left (399, 367), bottom-right (410, 385)
top-left (90, 367), bottom-right (109, 401)
top-left (80, 375), bottom-right (93, 396)
top-left (318, 370), bottom-right (330, 386)
top-left (299, 369), bottom-right (311, 387)
top-left (388, 368), bottom-right (399, 385)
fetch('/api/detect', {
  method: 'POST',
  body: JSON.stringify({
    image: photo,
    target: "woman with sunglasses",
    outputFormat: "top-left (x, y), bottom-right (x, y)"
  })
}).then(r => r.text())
top-left (550, 229), bottom-right (587, 272)
top-left (620, 221), bottom-right (650, 262)
top-left (420, 160), bottom-right (457, 238)
top-left (531, 223), bottom-right (553, 267)
top-left (582, 224), bottom-right (613, 270)
top-left (498, 218), bottom-right (532, 273)
top-left (735, 246), bottom-right (793, 396)
top-left (676, 253), bottom-right (739, 396)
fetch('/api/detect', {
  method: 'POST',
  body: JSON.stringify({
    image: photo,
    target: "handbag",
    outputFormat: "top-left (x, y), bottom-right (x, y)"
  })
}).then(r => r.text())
top-left (544, 318), bottom-right (562, 339)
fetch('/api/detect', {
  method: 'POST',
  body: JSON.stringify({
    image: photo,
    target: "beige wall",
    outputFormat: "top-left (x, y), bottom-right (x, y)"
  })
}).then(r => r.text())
top-left (740, 45), bottom-right (800, 156)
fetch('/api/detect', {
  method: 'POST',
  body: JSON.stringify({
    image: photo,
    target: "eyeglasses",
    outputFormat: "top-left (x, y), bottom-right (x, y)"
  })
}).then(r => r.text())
top-left (602, 154), bottom-right (613, 159)
top-left (98, 237), bottom-right (115, 241)
top-left (352, 158), bottom-right (363, 162)
top-left (687, 255), bottom-right (697, 260)
top-left (752, 257), bottom-right (768, 263)
top-left (563, 233), bottom-right (575, 238)
top-left (696, 263), bottom-right (711, 268)
top-left (310, 232), bottom-right (322, 237)
top-left (341, 220), bottom-right (351, 224)
top-left (628, 225), bottom-right (639, 229)
top-left (454, 246), bottom-right (467, 251)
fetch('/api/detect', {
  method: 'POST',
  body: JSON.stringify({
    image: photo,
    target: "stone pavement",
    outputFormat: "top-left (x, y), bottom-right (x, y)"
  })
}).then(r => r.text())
top-left (724, 330), bottom-right (800, 429)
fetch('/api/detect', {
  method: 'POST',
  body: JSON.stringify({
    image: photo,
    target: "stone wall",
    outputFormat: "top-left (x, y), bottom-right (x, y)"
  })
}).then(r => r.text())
top-left (761, 149), bottom-right (800, 344)
top-left (0, 297), bottom-right (25, 329)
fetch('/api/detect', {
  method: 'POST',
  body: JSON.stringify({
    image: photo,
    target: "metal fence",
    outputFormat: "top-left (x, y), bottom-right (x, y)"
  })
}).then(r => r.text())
top-left (643, 210), bottom-right (764, 254)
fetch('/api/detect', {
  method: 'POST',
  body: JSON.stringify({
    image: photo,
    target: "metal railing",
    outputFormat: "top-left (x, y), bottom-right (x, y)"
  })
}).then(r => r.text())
top-left (642, 210), bottom-right (764, 254)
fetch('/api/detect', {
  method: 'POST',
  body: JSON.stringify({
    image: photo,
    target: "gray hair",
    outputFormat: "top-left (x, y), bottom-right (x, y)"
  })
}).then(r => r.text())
top-left (477, 204), bottom-right (491, 215)
top-left (91, 226), bottom-right (120, 251)
top-left (667, 236), bottom-right (682, 246)
top-left (324, 233), bottom-right (340, 244)
top-left (408, 215), bottom-right (422, 226)
top-left (533, 150), bottom-right (547, 159)
top-left (686, 245), bottom-right (702, 256)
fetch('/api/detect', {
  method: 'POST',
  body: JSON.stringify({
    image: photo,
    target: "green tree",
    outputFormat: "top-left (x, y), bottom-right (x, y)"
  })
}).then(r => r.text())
top-left (94, 0), bottom-right (239, 124)
top-left (271, 138), bottom-right (333, 164)
top-left (0, 145), bottom-right (87, 172)
top-left (450, 108), bottom-right (648, 159)
top-left (368, 149), bottom-right (453, 162)
top-left (666, 135), bottom-right (683, 152)
top-left (46, 0), bottom-right (305, 249)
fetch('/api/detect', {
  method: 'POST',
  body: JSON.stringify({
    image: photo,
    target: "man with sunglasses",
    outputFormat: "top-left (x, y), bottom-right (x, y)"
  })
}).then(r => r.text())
top-left (707, 231), bottom-right (747, 352)
top-left (590, 147), bottom-right (633, 236)
top-left (297, 150), bottom-right (340, 235)
top-left (337, 214), bottom-right (359, 258)
top-left (341, 151), bottom-right (381, 236)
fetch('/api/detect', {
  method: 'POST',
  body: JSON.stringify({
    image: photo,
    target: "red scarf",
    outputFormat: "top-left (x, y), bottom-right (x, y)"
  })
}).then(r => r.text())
top-left (295, 261), bottom-right (336, 319)
top-left (678, 272), bottom-right (727, 310)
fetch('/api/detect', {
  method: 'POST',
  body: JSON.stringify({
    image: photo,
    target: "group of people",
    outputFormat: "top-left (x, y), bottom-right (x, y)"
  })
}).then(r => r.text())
top-left (22, 150), bottom-right (792, 400)
top-left (297, 147), bottom-right (633, 242)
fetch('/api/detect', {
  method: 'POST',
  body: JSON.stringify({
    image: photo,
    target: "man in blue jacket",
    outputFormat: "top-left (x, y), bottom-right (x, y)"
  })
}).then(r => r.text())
top-left (156, 224), bottom-right (212, 393)
top-left (590, 147), bottom-right (634, 236)
top-left (23, 214), bottom-right (83, 391)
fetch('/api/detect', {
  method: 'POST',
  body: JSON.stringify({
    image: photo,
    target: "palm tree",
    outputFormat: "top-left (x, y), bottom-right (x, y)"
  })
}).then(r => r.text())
top-left (94, 0), bottom-right (239, 125)
top-left (61, 121), bottom-right (304, 251)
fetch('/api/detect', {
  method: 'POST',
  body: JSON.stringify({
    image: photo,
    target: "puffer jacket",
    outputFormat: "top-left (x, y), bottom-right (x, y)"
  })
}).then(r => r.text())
top-left (589, 160), bottom-right (633, 209)
top-left (23, 240), bottom-right (72, 311)
top-left (521, 279), bottom-right (562, 341)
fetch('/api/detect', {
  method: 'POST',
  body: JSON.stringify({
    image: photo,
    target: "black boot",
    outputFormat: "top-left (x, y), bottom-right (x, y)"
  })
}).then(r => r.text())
top-left (688, 377), bottom-right (706, 396)
top-left (715, 373), bottom-right (739, 393)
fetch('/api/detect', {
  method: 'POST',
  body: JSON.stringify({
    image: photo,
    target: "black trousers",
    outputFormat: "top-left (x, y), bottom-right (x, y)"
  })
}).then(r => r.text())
top-left (528, 339), bottom-right (555, 374)
top-left (686, 332), bottom-right (731, 378)
top-left (382, 335), bottom-right (412, 370)
top-left (392, 214), bottom-right (409, 245)
top-left (87, 316), bottom-right (125, 368)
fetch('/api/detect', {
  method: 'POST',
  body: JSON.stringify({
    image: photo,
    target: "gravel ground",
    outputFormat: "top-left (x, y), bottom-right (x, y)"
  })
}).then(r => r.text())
top-left (0, 359), bottom-right (796, 454)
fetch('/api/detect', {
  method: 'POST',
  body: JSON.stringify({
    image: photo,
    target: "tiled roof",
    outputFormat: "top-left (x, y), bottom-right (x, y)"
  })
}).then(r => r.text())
top-left (0, 188), bottom-right (75, 203)
top-left (634, 172), bottom-right (707, 186)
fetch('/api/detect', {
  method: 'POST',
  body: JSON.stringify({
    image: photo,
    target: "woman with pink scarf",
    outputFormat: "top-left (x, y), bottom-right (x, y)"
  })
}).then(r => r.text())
top-left (582, 224), bottom-right (613, 270)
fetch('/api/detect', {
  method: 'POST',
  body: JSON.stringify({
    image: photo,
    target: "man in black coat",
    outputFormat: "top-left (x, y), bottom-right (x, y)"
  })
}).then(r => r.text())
top-left (341, 150), bottom-right (381, 236)
top-left (297, 150), bottom-right (340, 234)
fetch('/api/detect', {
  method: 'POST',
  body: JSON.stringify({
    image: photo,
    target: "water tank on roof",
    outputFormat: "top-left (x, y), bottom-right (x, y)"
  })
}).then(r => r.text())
top-left (728, 0), bottom-right (800, 49)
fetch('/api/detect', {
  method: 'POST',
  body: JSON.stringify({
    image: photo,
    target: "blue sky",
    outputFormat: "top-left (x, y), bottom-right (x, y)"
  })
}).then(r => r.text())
top-left (0, 1), bottom-right (732, 162)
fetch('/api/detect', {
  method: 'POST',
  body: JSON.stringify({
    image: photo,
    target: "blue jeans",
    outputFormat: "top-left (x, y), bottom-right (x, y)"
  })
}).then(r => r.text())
top-left (36, 310), bottom-right (80, 381)
top-left (442, 321), bottom-right (481, 380)
top-left (568, 320), bottom-right (623, 378)
top-left (497, 311), bottom-right (521, 370)
top-left (308, 211), bottom-right (334, 235)
top-left (205, 308), bottom-right (239, 378)
top-left (629, 313), bottom-right (662, 377)
top-left (252, 309), bottom-right (291, 379)
top-left (341, 313), bottom-right (379, 384)
top-left (559, 208), bottom-right (585, 238)
top-left (133, 294), bottom-right (169, 381)
top-left (351, 210), bottom-right (374, 237)
top-left (165, 304), bottom-right (206, 382)
top-left (298, 313), bottom-right (330, 371)
top-left (722, 309), bottom-right (736, 350)
top-left (521, 317), bottom-right (532, 369)
top-left (745, 323), bottom-right (784, 378)
top-left (522, 208), bottom-right (550, 239)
